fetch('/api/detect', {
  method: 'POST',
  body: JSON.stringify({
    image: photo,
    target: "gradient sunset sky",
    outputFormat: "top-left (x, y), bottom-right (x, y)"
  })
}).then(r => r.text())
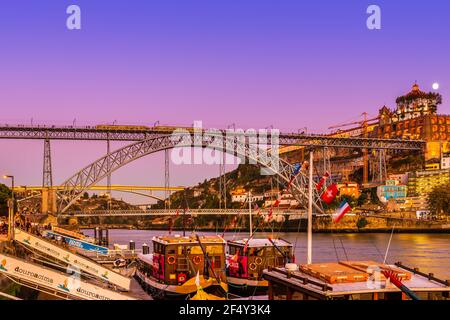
top-left (0, 1), bottom-right (449, 202)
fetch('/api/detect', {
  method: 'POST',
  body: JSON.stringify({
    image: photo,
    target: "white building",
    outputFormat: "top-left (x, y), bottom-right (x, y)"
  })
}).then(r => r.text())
top-left (441, 152), bottom-right (450, 170)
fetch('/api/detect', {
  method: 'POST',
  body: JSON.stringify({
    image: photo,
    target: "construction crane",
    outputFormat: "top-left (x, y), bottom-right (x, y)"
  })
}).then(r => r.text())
top-left (328, 112), bottom-right (379, 185)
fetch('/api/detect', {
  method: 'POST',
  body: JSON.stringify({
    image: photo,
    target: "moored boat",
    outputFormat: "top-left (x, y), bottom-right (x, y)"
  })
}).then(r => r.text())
top-left (262, 260), bottom-right (450, 300)
top-left (226, 238), bottom-right (293, 295)
top-left (135, 234), bottom-right (228, 300)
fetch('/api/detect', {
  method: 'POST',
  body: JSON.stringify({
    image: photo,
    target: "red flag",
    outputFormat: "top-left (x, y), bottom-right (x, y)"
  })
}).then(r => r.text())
top-left (268, 207), bottom-right (273, 221)
top-left (176, 209), bottom-right (180, 216)
top-left (320, 183), bottom-right (338, 204)
top-left (286, 176), bottom-right (295, 191)
top-left (316, 171), bottom-right (330, 191)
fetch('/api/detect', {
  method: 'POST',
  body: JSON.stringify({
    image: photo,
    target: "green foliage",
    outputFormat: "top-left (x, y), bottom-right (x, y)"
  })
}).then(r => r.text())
top-left (370, 187), bottom-right (382, 205)
top-left (339, 195), bottom-right (358, 208)
top-left (395, 91), bottom-right (442, 105)
top-left (0, 183), bottom-right (12, 217)
top-left (349, 168), bottom-right (363, 184)
top-left (428, 183), bottom-right (450, 216)
top-left (390, 154), bottom-right (424, 171)
top-left (356, 217), bottom-right (368, 229)
top-left (357, 192), bottom-right (368, 206)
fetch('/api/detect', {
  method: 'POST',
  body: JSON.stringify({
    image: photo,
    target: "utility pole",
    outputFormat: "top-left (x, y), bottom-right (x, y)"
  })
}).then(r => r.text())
top-left (165, 149), bottom-right (170, 210)
top-left (307, 151), bottom-right (313, 265)
top-left (107, 136), bottom-right (112, 211)
top-left (362, 112), bottom-right (369, 186)
top-left (219, 151), bottom-right (227, 209)
top-left (248, 191), bottom-right (253, 238)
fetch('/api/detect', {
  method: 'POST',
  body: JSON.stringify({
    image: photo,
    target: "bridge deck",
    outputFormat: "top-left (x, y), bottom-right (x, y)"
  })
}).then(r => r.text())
top-left (0, 124), bottom-right (424, 149)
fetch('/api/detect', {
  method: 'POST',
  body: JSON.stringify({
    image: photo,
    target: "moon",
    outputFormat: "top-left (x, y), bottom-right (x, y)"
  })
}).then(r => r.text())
top-left (432, 82), bottom-right (440, 90)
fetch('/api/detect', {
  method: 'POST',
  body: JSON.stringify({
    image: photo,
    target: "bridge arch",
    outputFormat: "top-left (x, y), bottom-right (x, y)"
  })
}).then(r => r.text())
top-left (57, 132), bottom-right (324, 214)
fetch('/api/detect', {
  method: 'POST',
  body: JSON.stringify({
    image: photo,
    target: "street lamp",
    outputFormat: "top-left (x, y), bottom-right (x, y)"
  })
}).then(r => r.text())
top-left (3, 175), bottom-right (15, 241)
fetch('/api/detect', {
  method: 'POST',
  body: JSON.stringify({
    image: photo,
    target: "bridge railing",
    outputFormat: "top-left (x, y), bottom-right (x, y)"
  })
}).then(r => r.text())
top-left (63, 208), bottom-right (307, 216)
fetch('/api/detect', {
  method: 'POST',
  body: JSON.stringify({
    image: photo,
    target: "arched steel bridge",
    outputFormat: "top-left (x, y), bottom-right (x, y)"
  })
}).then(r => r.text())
top-left (1, 124), bottom-right (425, 215)
top-left (57, 132), bottom-right (325, 214)
top-left (55, 128), bottom-right (424, 215)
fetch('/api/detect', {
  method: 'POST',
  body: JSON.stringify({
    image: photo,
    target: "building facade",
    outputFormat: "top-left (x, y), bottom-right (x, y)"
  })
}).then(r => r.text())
top-left (407, 169), bottom-right (450, 196)
top-left (373, 83), bottom-right (449, 162)
top-left (337, 182), bottom-right (360, 198)
top-left (377, 180), bottom-right (407, 203)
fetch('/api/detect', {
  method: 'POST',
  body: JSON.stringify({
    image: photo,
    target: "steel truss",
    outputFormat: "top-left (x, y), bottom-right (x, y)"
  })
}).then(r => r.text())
top-left (61, 208), bottom-right (307, 217)
top-left (0, 125), bottom-right (424, 150)
top-left (57, 133), bottom-right (324, 214)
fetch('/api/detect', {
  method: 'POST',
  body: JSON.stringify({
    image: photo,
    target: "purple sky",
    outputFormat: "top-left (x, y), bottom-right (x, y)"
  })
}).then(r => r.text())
top-left (1, 1), bottom-right (449, 203)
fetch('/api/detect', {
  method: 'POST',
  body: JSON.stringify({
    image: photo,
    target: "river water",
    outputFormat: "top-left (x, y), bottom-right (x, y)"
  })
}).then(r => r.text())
top-left (84, 229), bottom-right (450, 279)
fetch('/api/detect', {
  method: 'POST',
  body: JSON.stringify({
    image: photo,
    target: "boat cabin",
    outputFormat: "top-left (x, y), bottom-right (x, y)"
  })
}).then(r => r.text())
top-left (227, 238), bottom-right (293, 282)
top-left (138, 234), bottom-right (226, 286)
top-left (263, 261), bottom-right (450, 300)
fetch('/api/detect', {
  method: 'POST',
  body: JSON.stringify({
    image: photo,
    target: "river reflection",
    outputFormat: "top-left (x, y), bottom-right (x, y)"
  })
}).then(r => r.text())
top-left (84, 229), bottom-right (450, 278)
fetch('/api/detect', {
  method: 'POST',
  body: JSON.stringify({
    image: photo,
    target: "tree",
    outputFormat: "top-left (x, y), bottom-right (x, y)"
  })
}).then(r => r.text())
top-left (357, 192), bottom-right (368, 206)
top-left (0, 183), bottom-right (12, 217)
top-left (428, 183), bottom-right (450, 216)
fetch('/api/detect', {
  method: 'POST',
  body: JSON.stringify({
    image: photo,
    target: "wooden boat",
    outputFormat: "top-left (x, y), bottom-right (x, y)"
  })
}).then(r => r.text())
top-left (134, 234), bottom-right (228, 300)
top-left (263, 261), bottom-right (450, 300)
top-left (226, 238), bottom-right (293, 295)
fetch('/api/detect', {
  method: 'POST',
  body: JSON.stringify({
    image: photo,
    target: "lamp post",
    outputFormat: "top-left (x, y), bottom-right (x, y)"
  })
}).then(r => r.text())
top-left (3, 175), bottom-right (15, 241)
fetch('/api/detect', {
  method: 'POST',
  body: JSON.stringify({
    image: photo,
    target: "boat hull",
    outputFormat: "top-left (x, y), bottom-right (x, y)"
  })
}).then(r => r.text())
top-left (135, 270), bottom-right (225, 300)
top-left (227, 276), bottom-right (268, 296)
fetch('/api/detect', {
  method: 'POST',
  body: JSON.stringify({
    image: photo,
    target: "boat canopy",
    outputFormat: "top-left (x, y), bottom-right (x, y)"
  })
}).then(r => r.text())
top-left (228, 238), bottom-right (292, 248)
top-left (152, 234), bottom-right (226, 246)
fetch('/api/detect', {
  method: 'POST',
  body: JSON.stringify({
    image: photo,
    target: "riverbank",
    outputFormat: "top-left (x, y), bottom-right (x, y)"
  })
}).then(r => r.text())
top-left (75, 215), bottom-right (450, 233)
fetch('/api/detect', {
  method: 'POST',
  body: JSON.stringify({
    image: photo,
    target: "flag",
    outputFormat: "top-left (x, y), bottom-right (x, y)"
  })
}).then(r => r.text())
top-left (320, 183), bottom-right (338, 204)
top-left (316, 171), bottom-right (330, 191)
top-left (333, 200), bottom-right (351, 223)
top-left (267, 207), bottom-right (273, 221)
top-left (381, 270), bottom-right (420, 300)
top-left (254, 203), bottom-right (261, 215)
top-left (286, 176), bottom-right (295, 191)
top-left (273, 198), bottom-right (281, 208)
top-left (292, 163), bottom-right (301, 176)
top-left (286, 164), bottom-right (302, 191)
top-left (175, 209), bottom-right (180, 216)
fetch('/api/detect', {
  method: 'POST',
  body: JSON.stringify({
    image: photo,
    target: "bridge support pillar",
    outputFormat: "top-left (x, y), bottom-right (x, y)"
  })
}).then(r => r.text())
top-left (41, 188), bottom-right (57, 214)
top-left (43, 138), bottom-right (53, 188)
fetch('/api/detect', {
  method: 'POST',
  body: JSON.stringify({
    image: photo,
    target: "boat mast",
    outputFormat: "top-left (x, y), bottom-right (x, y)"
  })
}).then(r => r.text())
top-left (248, 191), bottom-right (253, 238)
top-left (307, 151), bottom-right (313, 264)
